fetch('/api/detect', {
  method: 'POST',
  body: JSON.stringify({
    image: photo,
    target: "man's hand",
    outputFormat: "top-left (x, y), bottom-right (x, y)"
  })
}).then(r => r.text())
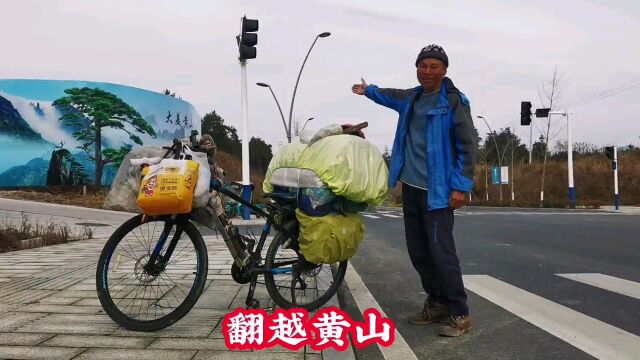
top-left (449, 190), bottom-right (467, 210)
top-left (351, 78), bottom-right (367, 95)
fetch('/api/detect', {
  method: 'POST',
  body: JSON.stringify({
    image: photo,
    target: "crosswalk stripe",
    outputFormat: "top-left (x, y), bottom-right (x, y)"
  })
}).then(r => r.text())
top-left (557, 273), bottom-right (640, 300)
top-left (463, 275), bottom-right (640, 360)
top-left (380, 214), bottom-right (401, 218)
top-left (362, 214), bottom-right (381, 219)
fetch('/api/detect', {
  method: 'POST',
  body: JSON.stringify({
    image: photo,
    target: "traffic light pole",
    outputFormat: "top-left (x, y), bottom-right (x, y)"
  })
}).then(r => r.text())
top-left (528, 121), bottom-right (533, 164)
top-left (614, 146), bottom-right (619, 210)
top-left (567, 113), bottom-right (576, 209)
top-left (549, 110), bottom-right (575, 209)
top-left (237, 15), bottom-right (258, 221)
top-left (240, 60), bottom-right (251, 220)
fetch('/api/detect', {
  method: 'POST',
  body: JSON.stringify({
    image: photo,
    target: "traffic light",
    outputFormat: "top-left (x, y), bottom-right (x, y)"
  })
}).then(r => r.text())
top-left (535, 108), bottom-right (550, 118)
top-left (520, 101), bottom-right (532, 125)
top-left (238, 16), bottom-right (259, 61)
top-left (605, 146), bottom-right (615, 161)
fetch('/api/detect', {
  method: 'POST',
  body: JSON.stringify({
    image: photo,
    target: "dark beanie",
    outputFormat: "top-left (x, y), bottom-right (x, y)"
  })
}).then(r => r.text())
top-left (415, 44), bottom-right (448, 67)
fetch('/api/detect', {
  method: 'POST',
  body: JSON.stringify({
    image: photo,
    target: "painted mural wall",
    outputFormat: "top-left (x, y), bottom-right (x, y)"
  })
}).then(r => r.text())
top-left (0, 79), bottom-right (201, 186)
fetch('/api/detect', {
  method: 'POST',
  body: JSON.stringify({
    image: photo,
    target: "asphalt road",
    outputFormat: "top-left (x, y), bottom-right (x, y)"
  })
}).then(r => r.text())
top-left (349, 206), bottom-right (640, 360)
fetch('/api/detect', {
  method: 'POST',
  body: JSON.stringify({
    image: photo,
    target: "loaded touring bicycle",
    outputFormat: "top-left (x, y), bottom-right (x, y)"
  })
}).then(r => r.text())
top-left (95, 123), bottom-right (373, 331)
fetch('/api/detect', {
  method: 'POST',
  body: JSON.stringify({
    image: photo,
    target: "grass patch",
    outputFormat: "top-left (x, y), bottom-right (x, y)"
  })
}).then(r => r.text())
top-left (0, 213), bottom-right (94, 253)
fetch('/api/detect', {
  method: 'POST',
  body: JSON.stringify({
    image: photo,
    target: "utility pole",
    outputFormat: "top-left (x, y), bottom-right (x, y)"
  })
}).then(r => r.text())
top-left (477, 115), bottom-right (503, 202)
top-left (605, 146), bottom-right (619, 210)
top-left (549, 110), bottom-right (575, 209)
top-left (567, 112), bottom-right (575, 209)
top-left (511, 140), bottom-right (515, 206)
top-left (614, 146), bottom-right (619, 210)
top-left (498, 137), bottom-right (517, 206)
top-left (485, 162), bottom-right (489, 201)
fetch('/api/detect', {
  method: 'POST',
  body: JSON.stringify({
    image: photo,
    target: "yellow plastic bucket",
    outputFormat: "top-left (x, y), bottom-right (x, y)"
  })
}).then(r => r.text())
top-left (136, 159), bottom-right (199, 215)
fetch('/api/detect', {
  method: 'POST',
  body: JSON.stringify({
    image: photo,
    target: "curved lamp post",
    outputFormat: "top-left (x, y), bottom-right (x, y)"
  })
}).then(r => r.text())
top-left (477, 115), bottom-right (504, 202)
top-left (300, 117), bottom-right (314, 135)
top-left (287, 32), bottom-right (331, 143)
top-left (256, 82), bottom-right (289, 142)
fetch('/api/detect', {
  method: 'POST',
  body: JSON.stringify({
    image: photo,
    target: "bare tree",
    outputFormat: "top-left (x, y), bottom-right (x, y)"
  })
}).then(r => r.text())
top-left (537, 67), bottom-right (565, 207)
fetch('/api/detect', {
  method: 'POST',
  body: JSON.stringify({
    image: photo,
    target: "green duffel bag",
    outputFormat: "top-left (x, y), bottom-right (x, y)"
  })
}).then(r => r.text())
top-left (295, 209), bottom-right (365, 264)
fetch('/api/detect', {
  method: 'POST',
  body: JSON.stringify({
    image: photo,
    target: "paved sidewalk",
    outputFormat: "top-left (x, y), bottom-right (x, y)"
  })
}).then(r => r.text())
top-left (0, 198), bottom-right (361, 359)
top-left (600, 205), bottom-right (640, 214)
top-left (0, 234), bottom-right (321, 359)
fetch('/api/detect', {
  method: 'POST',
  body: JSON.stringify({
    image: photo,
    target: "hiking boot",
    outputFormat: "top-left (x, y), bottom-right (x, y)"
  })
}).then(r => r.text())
top-left (438, 315), bottom-right (472, 337)
top-left (408, 299), bottom-right (449, 325)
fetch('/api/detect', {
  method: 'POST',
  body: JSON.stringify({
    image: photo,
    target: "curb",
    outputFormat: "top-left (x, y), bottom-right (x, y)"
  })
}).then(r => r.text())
top-left (320, 273), bottom-right (357, 360)
top-left (0, 197), bottom-right (137, 217)
top-left (0, 198), bottom-right (273, 223)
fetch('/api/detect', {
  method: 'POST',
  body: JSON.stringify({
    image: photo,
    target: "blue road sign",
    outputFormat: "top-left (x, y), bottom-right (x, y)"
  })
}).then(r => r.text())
top-left (492, 167), bottom-right (501, 185)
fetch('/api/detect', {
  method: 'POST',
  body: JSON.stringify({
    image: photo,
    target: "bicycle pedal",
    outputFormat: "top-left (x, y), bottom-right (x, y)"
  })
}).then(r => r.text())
top-left (245, 299), bottom-right (260, 309)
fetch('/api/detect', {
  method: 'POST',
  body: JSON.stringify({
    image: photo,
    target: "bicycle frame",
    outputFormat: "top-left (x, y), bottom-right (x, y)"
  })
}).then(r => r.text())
top-left (214, 181), bottom-right (300, 274)
top-left (142, 179), bottom-right (300, 308)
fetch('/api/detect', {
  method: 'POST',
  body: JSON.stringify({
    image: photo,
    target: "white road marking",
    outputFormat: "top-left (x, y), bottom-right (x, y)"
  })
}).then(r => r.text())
top-left (379, 214), bottom-right (401, 218)
top-left (463, 275), bottom-right (640, 360)
top-left (557, 273), bottom-right (640, 300)
top-left (362, 214), bottom-right (381, 219)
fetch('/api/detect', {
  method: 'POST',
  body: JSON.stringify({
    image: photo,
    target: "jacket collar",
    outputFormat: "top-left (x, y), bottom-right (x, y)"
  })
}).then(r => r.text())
top-left (413, 77), bottom-right (458, 110)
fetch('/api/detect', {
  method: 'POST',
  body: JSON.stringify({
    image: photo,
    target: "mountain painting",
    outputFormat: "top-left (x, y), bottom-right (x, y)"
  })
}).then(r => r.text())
top-left (0, 79), bottom-right (201, 186)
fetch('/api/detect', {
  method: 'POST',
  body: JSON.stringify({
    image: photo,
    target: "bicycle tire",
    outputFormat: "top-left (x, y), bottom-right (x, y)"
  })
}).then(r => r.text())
top-left (96, 214), bottom-right (208, 332)
top-left (264, 231), bottom-right (347, 310)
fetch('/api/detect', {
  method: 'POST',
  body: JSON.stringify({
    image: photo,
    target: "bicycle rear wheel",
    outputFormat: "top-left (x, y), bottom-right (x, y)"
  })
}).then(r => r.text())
top-left (96, 214), bottom-right (208, 331)
top-left (264, 231), bottom-right (347, 311)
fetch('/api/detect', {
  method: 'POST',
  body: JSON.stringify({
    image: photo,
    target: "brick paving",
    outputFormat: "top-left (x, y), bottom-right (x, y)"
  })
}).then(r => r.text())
top-left (0, 232), bottom-right (323, 359)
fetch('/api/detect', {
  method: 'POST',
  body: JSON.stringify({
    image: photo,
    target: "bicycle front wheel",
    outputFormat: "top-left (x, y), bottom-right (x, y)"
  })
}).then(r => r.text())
top-left (96, 214), bottom-right (208, 332)
top-left (264, 231), bottom-right (347, 311)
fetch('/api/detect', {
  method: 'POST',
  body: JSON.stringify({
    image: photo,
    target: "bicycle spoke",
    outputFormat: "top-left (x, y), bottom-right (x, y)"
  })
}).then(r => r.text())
top-left (103, 218), bottom-right (202, 322)
top-left (266, 232), bottom-right (346, 309)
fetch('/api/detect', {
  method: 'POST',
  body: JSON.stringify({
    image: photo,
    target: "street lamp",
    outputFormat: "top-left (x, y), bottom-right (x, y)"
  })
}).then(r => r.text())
top-left (500, 137), bottom-right (518, 206)
top-left (477, 115), bottom-right (504, 202)
top-left (256, 82), bottom-right (289, 142)
top-left (301, 117), bottom-right (314, 134)
top-left (287, 32), bottom-right (331, 144)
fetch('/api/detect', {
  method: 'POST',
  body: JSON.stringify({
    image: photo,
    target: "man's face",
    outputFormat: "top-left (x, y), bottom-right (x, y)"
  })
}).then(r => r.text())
top-left (417, 58), bottom-right (447, 90)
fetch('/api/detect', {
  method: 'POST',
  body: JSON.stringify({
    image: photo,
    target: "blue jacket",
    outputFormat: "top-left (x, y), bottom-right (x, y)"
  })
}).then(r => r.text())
top-left (365, 77), bottom-right (477, 210)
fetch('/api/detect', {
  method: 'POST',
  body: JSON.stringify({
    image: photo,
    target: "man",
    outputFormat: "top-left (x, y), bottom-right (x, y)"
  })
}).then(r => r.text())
top-left (351, 44), bottom-right (477, 337)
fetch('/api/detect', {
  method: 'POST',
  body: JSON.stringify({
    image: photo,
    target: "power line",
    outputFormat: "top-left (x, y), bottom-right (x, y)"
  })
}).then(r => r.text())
top-left (566, 76), bottom-right (640, 108)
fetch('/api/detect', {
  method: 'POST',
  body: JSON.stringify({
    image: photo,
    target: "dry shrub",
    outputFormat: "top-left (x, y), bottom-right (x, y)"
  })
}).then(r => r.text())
top-left (470, 152), bottom-right (640, 207)
top-left (0, 214), bottom-right (93, 253)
